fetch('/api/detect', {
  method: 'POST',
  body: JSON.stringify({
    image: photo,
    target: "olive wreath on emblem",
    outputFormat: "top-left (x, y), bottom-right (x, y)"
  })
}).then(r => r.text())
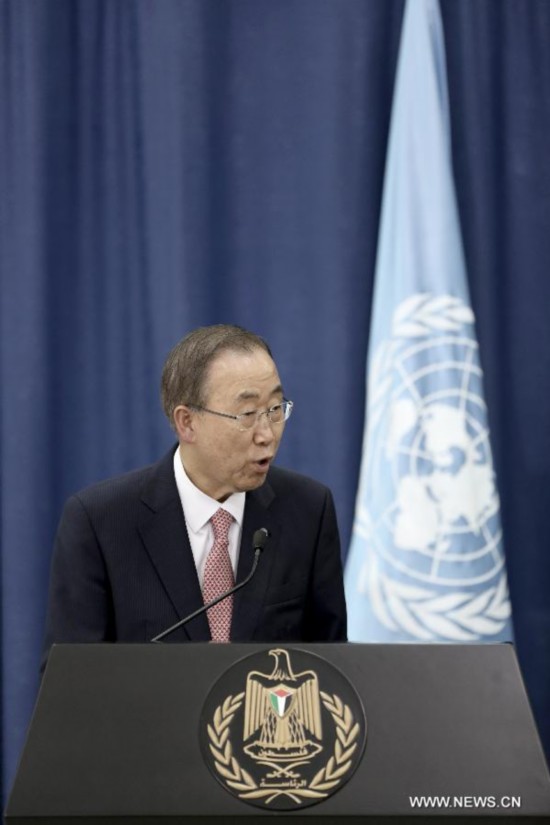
top-left (207, 691), bottom-right (360, 804)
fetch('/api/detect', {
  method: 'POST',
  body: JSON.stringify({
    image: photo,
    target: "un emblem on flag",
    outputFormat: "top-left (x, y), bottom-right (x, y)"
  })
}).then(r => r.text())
top-left (354, 293), bottom-right (512, 641)
top-left (200, 648), bottom-right (366, 809)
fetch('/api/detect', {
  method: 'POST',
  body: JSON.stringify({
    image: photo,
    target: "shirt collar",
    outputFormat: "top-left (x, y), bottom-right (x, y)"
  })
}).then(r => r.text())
top-left (173, 448), bottom-right (246, 534)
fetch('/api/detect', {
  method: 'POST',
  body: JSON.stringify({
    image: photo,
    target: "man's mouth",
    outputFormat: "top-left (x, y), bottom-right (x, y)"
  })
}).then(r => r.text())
top-left (254, 457), bottom-right (272, 470)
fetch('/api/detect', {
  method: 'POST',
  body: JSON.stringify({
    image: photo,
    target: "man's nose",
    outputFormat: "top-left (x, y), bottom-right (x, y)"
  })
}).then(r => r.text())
top-left (253, 414), bottom-right (277, 442)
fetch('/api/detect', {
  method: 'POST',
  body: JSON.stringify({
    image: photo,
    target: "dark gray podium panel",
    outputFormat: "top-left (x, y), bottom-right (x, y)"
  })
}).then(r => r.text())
top-left (5, 643), bottom-right (550, 824)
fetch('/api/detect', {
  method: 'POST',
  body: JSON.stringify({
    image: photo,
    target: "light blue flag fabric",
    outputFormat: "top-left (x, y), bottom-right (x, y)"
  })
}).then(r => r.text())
top-left (345, 0), bottom-right (513, 642)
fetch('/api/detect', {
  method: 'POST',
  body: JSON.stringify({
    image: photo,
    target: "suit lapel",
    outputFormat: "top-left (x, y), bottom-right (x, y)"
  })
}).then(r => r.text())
top-left (137, 448), bottom-right (210, 641)
top-left (136, 448), bottom-right (279, 642)
top-left (231, 478), bottom-right (278, 641)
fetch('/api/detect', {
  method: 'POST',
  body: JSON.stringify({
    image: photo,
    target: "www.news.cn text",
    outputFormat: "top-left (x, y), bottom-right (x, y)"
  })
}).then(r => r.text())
top-left (409, 795), bottom-right (521, 810)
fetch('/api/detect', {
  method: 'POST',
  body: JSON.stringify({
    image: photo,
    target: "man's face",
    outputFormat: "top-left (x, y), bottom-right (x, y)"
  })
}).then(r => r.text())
top-left (179, 348), bottom-right (286, 501)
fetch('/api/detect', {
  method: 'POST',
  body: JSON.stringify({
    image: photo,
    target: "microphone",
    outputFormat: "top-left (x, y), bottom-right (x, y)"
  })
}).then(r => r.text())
top-left (150, 527), bottom-right (270, 643)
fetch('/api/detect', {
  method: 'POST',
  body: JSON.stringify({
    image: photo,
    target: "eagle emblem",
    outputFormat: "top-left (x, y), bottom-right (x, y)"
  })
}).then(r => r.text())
top-left (200, 647), bottom-right (367, 810)
top-left (243, 648), bottom-right (323, 762)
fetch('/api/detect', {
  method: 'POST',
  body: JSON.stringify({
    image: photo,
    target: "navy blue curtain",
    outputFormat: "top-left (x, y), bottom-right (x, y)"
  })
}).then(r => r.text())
top-left (1, 0), bottom-right (549, 800)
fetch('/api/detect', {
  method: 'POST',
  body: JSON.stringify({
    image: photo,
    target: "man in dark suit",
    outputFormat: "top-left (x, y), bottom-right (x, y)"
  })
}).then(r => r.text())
top-left (42, 325), bottom-right (347, 666)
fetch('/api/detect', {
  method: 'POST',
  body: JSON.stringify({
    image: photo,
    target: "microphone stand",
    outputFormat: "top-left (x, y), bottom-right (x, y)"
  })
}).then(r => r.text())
top-left (151, 531), bottom-right (267, 643)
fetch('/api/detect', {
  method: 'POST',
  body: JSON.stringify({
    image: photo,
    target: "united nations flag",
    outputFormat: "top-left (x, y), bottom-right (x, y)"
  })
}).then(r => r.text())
top-left (345, 0), bottom-right (513, 643)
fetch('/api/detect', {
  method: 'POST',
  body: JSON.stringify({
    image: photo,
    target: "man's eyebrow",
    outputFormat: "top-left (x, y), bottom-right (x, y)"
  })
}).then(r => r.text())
top-left (237, 384), bottom-right (284, 401)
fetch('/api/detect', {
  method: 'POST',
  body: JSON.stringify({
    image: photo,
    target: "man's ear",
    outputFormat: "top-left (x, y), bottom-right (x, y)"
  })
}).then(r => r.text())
top-left (173, 405), bottom-right (196, 443)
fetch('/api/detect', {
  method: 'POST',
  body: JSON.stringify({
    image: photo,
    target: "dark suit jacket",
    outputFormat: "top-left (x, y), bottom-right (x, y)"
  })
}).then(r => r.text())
top-left (42, 447), bottom-right (347, 667)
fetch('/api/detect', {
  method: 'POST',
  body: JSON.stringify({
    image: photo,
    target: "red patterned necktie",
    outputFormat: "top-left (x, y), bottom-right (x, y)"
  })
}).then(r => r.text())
top-left (203, 508), bottom-right (235, 642)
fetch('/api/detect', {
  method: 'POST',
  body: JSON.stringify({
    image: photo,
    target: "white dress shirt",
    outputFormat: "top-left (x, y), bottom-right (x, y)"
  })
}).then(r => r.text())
top-left (173, 449), bottom-right (245, 586)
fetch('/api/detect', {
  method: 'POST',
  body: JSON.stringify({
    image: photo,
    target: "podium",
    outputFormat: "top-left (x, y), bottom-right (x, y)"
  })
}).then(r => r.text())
top-left (5, 642), bottom-right (550, 823)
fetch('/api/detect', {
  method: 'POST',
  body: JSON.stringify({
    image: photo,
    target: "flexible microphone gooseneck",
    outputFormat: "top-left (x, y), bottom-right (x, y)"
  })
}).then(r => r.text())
top-left (150, 527), bottom-right (270, 643)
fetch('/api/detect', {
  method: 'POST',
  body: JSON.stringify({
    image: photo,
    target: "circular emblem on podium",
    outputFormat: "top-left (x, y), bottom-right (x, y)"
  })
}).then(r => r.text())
top-left (199, 647), bottom-right (367, 810)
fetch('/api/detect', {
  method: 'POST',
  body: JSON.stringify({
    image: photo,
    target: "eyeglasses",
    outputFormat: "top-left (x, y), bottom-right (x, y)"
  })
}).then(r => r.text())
top-left (191, 399), bottom-right (294, 431)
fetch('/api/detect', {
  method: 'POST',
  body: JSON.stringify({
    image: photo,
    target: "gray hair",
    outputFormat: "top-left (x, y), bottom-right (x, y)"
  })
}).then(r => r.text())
top-left (161, 324), bottom-right (272, 426)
